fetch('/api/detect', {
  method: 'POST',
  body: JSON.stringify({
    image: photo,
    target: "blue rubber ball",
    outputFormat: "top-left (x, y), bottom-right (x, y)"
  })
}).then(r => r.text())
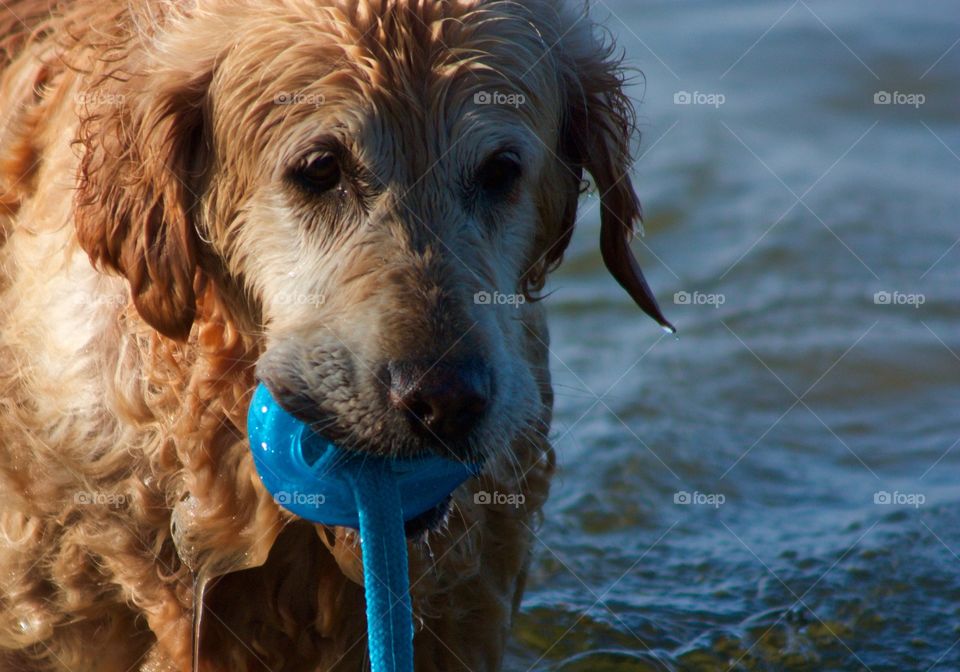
top-left (247, 382), bottom-right (480, 528)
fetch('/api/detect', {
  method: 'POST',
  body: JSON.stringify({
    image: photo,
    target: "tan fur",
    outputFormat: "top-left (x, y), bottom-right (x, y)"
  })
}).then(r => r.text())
top-left (0, 1), bottom-right (647, 669)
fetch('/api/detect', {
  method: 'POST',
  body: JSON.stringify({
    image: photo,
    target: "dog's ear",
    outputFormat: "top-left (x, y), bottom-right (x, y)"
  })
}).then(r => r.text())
top-left (540, 24), bottom-right (674, 332)
top-left (75, 53), bottom-right (211, 341)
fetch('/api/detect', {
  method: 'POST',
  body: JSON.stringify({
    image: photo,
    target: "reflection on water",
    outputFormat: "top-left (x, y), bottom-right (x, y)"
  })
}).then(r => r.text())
top-left (507, 1), bottom-right (960, 669)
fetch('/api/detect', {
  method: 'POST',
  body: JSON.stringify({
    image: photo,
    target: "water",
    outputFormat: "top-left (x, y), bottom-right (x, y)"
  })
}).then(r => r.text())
top-left (192, 572), bottom-right (210, 672)
top-left (505, 1), bottom-right (960, 670)
top-left (172, 494), bottom-right (271, 672)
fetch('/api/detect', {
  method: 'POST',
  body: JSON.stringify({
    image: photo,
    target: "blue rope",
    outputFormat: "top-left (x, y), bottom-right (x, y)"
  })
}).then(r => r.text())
top-left (348, 464), bottom-right (413, 672)
top-left (247, 383), bottom-right (479, 672)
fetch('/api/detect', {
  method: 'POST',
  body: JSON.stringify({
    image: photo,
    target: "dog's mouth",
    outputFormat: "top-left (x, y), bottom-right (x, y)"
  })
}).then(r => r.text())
top-left (254, 389), bottom-right (472, 539)
top-left (261, 381), bottom-right (482, 461)
top-left (312, 424), bottom-right (486, 466)
top-left (255, 349), bottom-right (496, 462)
top-left (320, 494), bottom-right (457, 586)
top-left (402, 495), bottom-right (453, 538)
top-left (323, 496), bottom-right (452, 544)
top-left (252, 373), bottom-right (485, 540)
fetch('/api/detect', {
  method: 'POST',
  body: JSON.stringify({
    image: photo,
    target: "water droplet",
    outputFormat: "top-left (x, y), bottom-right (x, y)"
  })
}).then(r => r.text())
top-left (192, 571), bottom-right (210, 672)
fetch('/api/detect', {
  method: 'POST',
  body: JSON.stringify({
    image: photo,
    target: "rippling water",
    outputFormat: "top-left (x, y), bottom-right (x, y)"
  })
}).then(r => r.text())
top-left (505, 1), bottom-right (960, 670)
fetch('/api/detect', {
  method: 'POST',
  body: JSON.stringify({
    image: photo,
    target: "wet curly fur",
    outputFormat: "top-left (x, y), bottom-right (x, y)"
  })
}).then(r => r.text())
top-left (0, 0), bottom-right (651, 669)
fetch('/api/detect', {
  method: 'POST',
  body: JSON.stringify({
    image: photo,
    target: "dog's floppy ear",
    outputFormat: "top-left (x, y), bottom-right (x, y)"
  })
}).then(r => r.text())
top-left (551, 27), bottom-right (674, 332)
top-left (75, 53), bottom-right (211, 341)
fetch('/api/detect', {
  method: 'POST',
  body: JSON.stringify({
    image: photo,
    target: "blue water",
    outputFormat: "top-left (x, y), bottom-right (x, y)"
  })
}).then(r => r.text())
top-left (506, 1), bottom-right (960, 670)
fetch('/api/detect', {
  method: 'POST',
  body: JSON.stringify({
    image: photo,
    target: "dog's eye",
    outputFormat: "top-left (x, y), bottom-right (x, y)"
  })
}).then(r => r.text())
top-left (476, 152), bottom-right (522, 195)
top-left (292, 152), bottom-right (341, 194)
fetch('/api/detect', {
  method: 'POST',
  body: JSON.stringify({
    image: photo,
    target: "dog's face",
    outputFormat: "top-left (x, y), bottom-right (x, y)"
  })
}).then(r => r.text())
top-left (216, 8), bottom-right (563, 460)
top-left (76, 0), bottom-right (671, 463)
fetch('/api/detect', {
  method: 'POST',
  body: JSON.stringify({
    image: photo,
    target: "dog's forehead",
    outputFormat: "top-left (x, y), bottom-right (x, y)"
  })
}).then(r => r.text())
top-left (348, 78), bottom-right (545, 185)
top-left (210, 0), bottom-right (563, 167)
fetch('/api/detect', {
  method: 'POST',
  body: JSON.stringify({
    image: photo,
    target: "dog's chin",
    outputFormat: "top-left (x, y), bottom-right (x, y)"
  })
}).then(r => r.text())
top-left (325, 496), bottom-right (452, 545)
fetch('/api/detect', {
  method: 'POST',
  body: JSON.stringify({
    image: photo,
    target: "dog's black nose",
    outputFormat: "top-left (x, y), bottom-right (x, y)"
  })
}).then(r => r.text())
top-left (387, 359), bottom-right (491, 440)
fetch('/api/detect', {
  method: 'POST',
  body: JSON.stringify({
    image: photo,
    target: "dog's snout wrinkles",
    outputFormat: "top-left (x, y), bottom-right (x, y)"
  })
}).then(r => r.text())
top-left (387, 360), bottom-right (491, 440)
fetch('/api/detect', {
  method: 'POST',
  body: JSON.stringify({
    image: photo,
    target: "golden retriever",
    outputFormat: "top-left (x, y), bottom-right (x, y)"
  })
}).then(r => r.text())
top-left (0, 0), bottom-right (670, 669)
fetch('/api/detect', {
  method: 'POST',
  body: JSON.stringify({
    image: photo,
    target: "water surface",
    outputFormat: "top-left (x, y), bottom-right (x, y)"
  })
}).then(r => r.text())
top-left (506, 2), bottom-right (960, 670)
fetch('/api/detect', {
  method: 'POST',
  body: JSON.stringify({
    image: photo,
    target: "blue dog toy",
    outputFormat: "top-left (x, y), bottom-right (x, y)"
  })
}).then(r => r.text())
top-left (247, 383), bottom-right (479, 672)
